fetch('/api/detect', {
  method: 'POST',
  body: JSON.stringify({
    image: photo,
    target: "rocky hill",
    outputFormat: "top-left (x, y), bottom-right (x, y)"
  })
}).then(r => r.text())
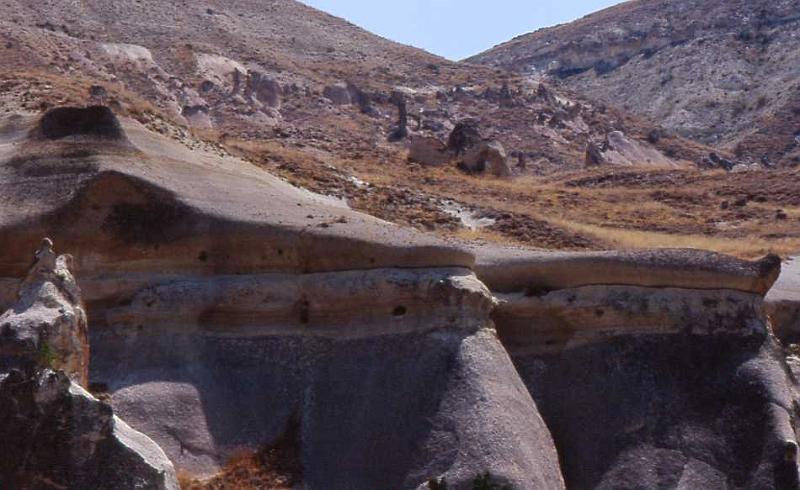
top-left (469, 0), bottom-right (800, 167)
top-left (0, 0), bottom-right (710, 173)
top-left (2, 0), bottom-right (798, 256)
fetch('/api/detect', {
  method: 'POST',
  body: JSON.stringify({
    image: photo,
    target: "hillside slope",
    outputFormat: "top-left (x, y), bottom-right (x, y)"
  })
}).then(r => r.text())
top-left (0, 0), bottom-right (797, 256)
top-left (470, 0), bottom-right (800, 167)
top-left (0, 0), bottom-right (706, 171)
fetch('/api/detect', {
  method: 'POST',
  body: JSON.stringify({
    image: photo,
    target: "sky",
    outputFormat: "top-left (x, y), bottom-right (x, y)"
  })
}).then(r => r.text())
top-left (300, 0), bottom-right (625, 61)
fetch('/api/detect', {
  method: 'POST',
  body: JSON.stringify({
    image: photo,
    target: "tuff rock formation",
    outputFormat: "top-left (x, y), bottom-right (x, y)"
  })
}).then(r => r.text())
top-left (0, 107), bottom-right (565, 489)
top-left (473, 245), bottom-right (799, 489)
top-left (0, 239), bottom-right (178, 490)
top-left (4, 106), bottom-right (800, 489)
top-left (767, 256), bottom-right (800, 343)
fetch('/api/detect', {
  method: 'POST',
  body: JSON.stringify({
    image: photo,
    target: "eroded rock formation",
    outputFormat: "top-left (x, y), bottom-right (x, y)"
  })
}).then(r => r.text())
top-left (767, 256), bottom-right (800, 344)
top-left (0, 239), bottom-right (177, 490)
top-left (0, 107), bottom-right (564, 489)
top-left (474, 245), bottom-right (799, 489)
top-left (3, 106), bottom-right (799, 489)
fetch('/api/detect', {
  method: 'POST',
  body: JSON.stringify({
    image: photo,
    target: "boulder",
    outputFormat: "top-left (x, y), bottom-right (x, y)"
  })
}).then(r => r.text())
top-left (0, 369), bottom-right (178, 490)
top-left (585, 139), bottom-right (605, 166)
top-left (323, 83), bottom-right (352, 105)
top-left (322, 82), bottom-right (373, 114)
top-left (461, 140), bottom-right (511, 177)
top-left (181, 104), bottom-right (212, 128)
top-left (245, 71), bottom-right (282, 108)
top-left (408, 135), bottom-right (451, 166)
top-left (447, 120), bottom-right (482, 156)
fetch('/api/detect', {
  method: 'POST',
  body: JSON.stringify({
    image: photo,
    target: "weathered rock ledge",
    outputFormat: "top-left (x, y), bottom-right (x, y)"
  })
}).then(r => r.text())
top-left (4, 107), bottom-right (799, 489)
top-left (473, 246), bottom-right (781, 295)
top-left (472, 244), bottom-right (800, 489)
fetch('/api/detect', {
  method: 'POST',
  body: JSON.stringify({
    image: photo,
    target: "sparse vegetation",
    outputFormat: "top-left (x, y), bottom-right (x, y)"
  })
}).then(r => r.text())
top-left (37, 341), bottom-right (56, 368)
top-left (179, 418), bottom-right (302, 490)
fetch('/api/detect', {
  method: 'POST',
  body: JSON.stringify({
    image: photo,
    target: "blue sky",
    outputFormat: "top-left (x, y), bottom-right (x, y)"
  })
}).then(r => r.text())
top-left (301, 0), bottom-right (625, 61)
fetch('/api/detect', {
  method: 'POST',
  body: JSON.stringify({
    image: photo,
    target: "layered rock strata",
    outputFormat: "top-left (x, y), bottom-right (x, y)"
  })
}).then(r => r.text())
top-left (0, 107), bottom-right (565, 489)
top-left (474, 245), bottom-right (799, 489)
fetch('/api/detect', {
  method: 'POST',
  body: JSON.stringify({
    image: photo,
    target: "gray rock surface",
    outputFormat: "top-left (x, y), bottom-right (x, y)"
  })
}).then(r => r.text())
top-left (767, 256), bottom-right (800, 343)
top-left (475, 243), bottom-right (800, 489)
top-left (91, 268), bottom-right (565, 488)
top-left (0, 369), bottom-right (178, 490)
top-left (514, 334), bottom-right (799, 489)
top-left (472, 245), bottom-right (781, 295)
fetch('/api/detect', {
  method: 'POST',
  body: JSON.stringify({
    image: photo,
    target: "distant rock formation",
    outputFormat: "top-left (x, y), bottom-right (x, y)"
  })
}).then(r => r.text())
top-left (388, 91), bottom-right (409, 141)
top-left (585, 131), bottom-right (680, 167)
top-left (461, 140), bottom-right (512, 177)
top-left (408, 135), bottom-right (450, 166)
top-left (469, 0), bottom-right (800, 167)
top-left (0, 239), bottom-right (178, 490)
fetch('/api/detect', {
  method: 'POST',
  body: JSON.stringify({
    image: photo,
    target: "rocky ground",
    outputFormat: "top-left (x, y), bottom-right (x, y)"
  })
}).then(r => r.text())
top-left (470, 0), bottom-right (800, 168)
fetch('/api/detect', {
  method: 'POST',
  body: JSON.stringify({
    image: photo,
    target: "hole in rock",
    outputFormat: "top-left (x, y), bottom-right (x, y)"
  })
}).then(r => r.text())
top-left (89, 382), bottom-right (108, 394)
top-left (38, 106), bottom-right (126, 141)
top-left (198, 251), bottom-right (208, 262)
top-left (393, 306), bottom-right (407, 317)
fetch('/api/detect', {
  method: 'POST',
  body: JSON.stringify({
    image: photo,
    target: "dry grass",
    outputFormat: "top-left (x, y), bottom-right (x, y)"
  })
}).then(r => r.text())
top-left (546, 218), bottom-right (800, 258)
top-left (223, 136), bottom-right (800, 257)
top-left (179, 419), bottom-right (302, 490)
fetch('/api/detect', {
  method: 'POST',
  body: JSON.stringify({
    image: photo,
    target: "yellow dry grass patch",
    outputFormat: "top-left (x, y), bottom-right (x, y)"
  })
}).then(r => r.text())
top-left (547, 218), bottom-right (800, 259)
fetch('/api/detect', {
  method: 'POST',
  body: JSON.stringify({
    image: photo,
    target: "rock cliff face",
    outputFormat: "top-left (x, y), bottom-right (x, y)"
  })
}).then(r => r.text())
top-left (0, 239), bottom-right (177, 490)
top-left (474, 245), bottom-right (799, 489)
top-left (0, 107), bottom-right (565, 488)
top-left (767, 256), bottom-right (800, 343)
top-left (3, 107), bottom-right (799, 488)
top-left (470, 0), bottom-right (800, 167)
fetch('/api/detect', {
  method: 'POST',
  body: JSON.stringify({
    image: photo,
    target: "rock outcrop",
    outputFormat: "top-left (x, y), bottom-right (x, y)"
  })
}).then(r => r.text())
top-left (408, 135), bottom-right (451, 166)
top-left (767, 256), bottom-right (800, 343)
top-left (461, 140), bottom-right (511, 177)
top-left (0, 107), bottom-right (565, 488)
top-left (472, 245), bottom-right (799, 489)
top-left (585, 131), bottom-right (682, 168)
top-left (0, 239), bottom-right (178, 490)
top-left (0, 238), bottom-right (88, 384)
